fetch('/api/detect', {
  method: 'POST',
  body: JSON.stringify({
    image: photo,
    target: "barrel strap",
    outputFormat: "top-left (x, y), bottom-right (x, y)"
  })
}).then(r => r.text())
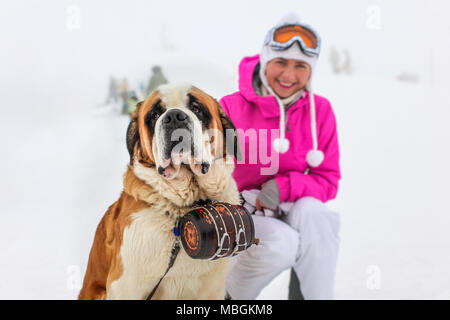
top-left (221, 202), bottom-right (248, 256)
top-left (146, 222), bottom-right (181, 300)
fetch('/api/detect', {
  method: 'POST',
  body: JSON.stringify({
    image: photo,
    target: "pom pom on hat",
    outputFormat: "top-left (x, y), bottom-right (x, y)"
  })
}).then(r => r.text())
top-left (306, 149), bottom-right (324, 167)
top-left (273, 137), bottom-right (290, 153)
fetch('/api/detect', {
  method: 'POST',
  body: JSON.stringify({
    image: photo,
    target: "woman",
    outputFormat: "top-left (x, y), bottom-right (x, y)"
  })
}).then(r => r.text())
top-left (219, 14), bottom-right (341, 300)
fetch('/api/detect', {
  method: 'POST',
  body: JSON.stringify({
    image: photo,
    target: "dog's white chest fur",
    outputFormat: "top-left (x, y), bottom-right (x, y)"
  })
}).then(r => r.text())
top-left (107, 208), bottom-right (230, 300)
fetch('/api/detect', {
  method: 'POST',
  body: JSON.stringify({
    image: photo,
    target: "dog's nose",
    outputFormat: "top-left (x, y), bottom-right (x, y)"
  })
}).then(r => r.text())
top-left (163, 109), bottom-right (188, 125)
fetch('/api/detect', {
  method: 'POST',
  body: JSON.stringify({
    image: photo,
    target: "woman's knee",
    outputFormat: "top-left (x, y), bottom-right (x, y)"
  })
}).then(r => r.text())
top-left (285, 197), bottom-right (341, 238)
top-left (246, 215), bottom-right (299, 269)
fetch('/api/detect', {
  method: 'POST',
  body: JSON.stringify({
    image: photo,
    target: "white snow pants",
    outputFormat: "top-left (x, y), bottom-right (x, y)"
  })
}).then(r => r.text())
top-left (226, 194), bottom-right (341, 300)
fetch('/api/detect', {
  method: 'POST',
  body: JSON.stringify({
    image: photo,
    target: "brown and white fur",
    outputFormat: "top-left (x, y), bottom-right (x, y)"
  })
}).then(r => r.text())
top-left (79, 84), bottom-right (242, 300)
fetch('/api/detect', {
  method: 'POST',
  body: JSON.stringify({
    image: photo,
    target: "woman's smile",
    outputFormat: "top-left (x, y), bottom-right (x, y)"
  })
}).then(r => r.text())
top-left (265, 58), bottom-right (311, 98)
top-left (277, 79), bottom-right (297, 89)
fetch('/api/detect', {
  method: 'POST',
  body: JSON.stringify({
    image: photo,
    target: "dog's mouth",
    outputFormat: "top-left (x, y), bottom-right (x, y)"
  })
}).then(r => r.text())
top-left (157, 155), bottom-right (210, 179)
top-left (157, 158), bottom-right (210, 179)
top-left (157, 139), bottom-right (211, 179)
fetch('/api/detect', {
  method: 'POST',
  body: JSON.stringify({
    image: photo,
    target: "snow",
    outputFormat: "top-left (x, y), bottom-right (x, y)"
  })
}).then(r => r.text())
top-left (259, 76), bottom-right (450, 300)
top-left (1, 0), bottom-right (450, 300)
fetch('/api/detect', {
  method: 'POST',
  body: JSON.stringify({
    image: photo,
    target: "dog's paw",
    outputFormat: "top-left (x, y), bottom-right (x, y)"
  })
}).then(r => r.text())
top-left (189, 158), bottom-right (210, 176)
top-left (157, 158), bottom-right (183, 180)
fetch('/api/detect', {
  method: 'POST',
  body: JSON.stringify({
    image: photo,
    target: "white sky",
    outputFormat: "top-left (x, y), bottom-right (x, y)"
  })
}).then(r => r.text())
top-left (1, 0), bottom-right (449, 119)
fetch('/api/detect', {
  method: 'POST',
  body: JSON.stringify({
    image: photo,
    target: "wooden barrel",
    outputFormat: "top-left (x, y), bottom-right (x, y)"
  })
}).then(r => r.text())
top-left (178, 202), bottom-right (256, 260)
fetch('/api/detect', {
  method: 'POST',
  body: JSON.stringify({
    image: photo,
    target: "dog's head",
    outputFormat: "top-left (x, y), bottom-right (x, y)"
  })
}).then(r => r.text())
top-left (126, 83), bottom-right (241, 180)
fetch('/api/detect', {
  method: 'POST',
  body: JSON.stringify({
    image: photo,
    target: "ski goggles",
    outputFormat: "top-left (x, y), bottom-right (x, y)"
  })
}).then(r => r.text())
top-left (264, 23), bottom-right (321, 57)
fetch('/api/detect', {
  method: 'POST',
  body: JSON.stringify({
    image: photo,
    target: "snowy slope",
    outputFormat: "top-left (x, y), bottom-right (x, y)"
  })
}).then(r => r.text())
top-left (0, 110), bottom-right (129, 299)
top-left (1, 75), bottom-right (449, 300)
top-left (260, 76), bottom-right (450, 300)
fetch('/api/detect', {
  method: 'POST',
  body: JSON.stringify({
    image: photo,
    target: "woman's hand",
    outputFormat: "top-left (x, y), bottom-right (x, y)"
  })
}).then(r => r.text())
top-left (255, 197), bottom-right (275, 212)
top-left (256, 179), bottom-right (280, 212)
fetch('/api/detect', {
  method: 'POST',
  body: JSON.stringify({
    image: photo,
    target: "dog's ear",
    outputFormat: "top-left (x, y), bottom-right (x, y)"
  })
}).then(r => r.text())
top-left (216, 101), bottom-right (243, 162)
top-left (126, 102), bottom-right (142, 164)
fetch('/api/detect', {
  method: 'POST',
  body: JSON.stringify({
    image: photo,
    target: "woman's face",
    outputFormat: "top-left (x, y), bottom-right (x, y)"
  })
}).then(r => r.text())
top-left (265, 58), bottom-right (311, 98)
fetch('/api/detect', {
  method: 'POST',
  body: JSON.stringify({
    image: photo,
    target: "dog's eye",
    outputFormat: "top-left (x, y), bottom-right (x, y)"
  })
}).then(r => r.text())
top-left (145, 111), bottom-right (161, 125)
top-left (191, 104), bottom-right (201, 114)
top-left (190, 99), bottom-right (205, 115)
top-left (188, 94), bottom-right (211, 128)
top-left (145, 100), bottom-right (165, 125)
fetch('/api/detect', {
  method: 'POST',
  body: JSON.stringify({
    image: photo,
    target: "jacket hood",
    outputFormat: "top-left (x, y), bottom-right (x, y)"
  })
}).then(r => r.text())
top-left (237, 54), bottom-right (309, 119)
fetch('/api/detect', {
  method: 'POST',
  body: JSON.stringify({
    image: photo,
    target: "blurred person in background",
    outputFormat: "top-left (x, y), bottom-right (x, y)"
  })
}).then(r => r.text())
top-left (126, 90), bottom-right (139, 116)
top-left (145, 65), bottom-right (168, 97)
top-left (106, 75), bottom-right (119, 104)
top-left (120, 77), bottom-right (129, 114)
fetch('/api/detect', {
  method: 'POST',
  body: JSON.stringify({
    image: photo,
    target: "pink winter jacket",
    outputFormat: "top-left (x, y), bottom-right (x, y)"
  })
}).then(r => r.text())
top-left (219, 54), bottom-right (341, 203)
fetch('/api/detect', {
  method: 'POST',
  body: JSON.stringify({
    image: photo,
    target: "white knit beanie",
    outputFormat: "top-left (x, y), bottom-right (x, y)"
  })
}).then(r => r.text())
top-left (259, 13), bottom-right (324, 168)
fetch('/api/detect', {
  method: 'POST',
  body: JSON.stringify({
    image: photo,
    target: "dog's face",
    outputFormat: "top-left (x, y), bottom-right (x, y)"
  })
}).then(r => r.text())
top-left (126, 84), bottom-right (241, 180)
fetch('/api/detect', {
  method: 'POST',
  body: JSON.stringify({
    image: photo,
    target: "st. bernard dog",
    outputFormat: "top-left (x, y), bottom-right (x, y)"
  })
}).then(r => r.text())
top-left (79, 84), bottom-right (242, 300)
